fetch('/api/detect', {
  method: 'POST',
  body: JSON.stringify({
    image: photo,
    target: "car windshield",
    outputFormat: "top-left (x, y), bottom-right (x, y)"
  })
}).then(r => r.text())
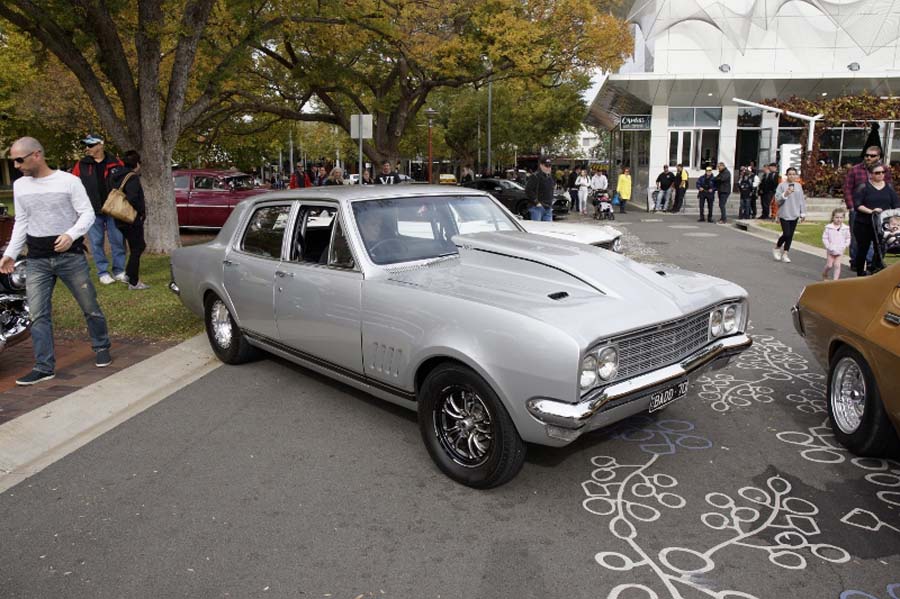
top-left (225, 175), bottom-right (256, 190)
top-left (502, 180), bottom-right (525, 190)
top-left (352, 195), bottom-right (521, 265)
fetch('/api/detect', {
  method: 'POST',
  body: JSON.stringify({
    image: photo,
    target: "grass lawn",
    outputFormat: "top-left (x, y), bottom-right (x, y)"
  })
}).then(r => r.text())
top-left (756, 220), bottom-right (898, 266)
top-left (51, 253), bottom-right (203, 342)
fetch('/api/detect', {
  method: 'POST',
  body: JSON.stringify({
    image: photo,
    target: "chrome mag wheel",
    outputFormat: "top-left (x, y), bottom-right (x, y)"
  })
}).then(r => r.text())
top-left (434, 385), bottom-right (494, 468)
top-left (831, 356), bottom-right (866, 434)
top-left (210, 300), bottom-right (233, 350)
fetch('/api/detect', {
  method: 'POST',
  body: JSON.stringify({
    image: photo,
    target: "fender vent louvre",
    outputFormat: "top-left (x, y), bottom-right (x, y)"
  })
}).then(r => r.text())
top-left (548, 291), bottom-right (569, 300)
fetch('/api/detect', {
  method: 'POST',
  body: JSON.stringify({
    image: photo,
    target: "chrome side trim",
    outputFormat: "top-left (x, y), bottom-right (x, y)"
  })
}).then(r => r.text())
top-left (526, 333), bottom-right (752, 430)
top-left (791, 304), bottom-right (805, 336)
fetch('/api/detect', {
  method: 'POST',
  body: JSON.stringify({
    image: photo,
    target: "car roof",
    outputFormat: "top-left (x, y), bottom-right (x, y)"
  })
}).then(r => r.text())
top-left (241, 184), bottom-right (488, 204)
top-left (173, 169), bottom-right (252, 178)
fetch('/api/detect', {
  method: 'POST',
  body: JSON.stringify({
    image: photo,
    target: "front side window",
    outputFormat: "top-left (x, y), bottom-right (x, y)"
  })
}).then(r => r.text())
top-left (352, 195), bottom-right (520, 265)
top-left (240, 205), bottom-right (291, 258)
top-left (193, 176), bottom-right (216, 190)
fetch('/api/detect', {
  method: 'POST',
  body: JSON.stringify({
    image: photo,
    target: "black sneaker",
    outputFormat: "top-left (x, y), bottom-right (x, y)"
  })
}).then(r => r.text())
top-left (95, 349), bottom-right (112, 368)
top-left (16, 369), bottom-right (55, 386)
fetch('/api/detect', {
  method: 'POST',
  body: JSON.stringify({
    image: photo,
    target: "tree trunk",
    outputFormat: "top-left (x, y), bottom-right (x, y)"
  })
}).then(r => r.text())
top-left (140, 141), bottom-right (181, 254)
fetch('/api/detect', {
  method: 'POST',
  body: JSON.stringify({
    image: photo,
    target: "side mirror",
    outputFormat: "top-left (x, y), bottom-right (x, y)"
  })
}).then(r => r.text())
top-left (493, 186), bottom-right (502, 191)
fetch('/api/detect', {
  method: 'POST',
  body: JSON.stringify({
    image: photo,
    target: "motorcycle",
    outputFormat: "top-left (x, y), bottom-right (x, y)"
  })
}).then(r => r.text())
top-left (0, 213), bottom-right (29, 353)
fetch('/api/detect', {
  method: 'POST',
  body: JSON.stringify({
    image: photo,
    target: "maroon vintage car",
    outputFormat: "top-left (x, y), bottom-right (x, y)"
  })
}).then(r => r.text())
top-left (174, 169), bottom-right (269, 228)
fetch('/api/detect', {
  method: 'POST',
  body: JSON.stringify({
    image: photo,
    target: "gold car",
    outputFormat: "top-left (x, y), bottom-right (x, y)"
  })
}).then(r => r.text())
top-left (792, 262), bottom-right (900, 455)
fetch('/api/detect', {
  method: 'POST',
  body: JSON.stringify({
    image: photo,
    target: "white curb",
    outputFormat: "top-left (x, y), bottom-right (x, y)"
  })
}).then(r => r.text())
top-left (0, 334), bottom-right (221, 494)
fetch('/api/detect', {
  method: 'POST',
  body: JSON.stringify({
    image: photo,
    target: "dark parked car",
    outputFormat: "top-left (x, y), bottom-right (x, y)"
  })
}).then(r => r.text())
top-left (174, 169), bottom-right (269, 228)
top-left (461, 178), bottom-right (569, 219)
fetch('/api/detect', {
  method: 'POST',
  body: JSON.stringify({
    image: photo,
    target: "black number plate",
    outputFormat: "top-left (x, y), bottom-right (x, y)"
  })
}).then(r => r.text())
top-left (648, 379), bottom-right (689, 413)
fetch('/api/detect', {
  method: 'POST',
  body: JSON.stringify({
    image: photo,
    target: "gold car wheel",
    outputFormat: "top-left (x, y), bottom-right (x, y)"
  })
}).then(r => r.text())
top-left (830, 356), bottom-right (867, 434)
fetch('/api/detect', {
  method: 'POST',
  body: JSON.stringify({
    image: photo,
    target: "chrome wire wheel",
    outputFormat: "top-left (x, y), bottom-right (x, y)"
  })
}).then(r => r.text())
top-left (831, 356), bottom-right (866, 434)
top-left (433, 385), bottom-right (494, 468)
top-left (210, 300), bottom-right (233, 350)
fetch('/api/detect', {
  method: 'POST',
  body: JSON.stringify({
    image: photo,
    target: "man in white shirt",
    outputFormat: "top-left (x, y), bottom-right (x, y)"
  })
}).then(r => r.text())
top-left (0, 137), bottom-right (111, 385)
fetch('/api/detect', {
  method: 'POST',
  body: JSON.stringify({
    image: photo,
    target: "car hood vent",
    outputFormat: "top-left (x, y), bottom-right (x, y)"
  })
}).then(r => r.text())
top-left (548, 291), bottom-right (569, 300)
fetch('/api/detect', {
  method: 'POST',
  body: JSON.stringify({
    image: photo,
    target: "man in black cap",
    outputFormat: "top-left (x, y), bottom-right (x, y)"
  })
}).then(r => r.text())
top-left (525, 157), bottom-right (555, 221)
top-left (71, 133), bottom-right (126, 285)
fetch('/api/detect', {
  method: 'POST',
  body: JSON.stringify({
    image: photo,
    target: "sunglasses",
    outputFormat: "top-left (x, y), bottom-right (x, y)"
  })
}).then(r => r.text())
top-left (84, 142), bottom-right (101, 149)
top-left (12, 151), bottom-right (35, 164)
top-left (866, 153), bottom-right (880, 158)
top-left (873, 170), bottom-right (885, 174)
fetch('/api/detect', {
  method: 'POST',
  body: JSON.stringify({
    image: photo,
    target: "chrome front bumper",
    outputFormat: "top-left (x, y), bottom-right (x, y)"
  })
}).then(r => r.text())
top-left (526, 333), bottom-right (752, 439)
top-left (791, 304), bottom-right (804, 336)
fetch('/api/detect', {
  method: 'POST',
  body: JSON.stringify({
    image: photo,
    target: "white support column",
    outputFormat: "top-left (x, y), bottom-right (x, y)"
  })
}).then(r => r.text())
top-left (649, 104), bottom-right (669, 193)
top-left (719, 105), bottom-right (738, 170)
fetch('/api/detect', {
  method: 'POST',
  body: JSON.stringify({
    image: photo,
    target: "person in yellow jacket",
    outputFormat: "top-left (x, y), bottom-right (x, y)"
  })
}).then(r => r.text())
top-left (616, 167), bottom-right (632, 214)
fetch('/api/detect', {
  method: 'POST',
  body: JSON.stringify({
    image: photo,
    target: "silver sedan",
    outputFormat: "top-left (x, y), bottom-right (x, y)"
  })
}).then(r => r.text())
top-left (170, 186), bottom-right (751, 488)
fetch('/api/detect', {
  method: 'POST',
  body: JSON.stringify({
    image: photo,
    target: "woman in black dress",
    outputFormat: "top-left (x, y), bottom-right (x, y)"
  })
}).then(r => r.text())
top-left (852, 163), bottom-right (900, 275)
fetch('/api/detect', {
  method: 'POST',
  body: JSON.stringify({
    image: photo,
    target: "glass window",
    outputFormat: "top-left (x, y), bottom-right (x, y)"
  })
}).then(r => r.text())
top-left (737, 108), bottom-right (762, 127)
top-left (778, 129), bottom-right (802, 146)
top-left (841, 128), bottom-right (867, 155)
top-left (328, 217), bottom-right (356, 270)
top-left (225, 175), bottom-right (256, 190)
top-left (240, 205), bottom-right (291, 258)
top-left (174, 175), bottom-right (189, 189)
top-left (819, 150), bottom-right (841, 168)
top-left (668, 108), bottom-right (694, 127)
top-left (291, 206), bottom-right (337, 263)
top-left (352, 196), bottom-right (519, 265)
top-left (193, 176), bottom-right (215, 190)
top-left (669, 131), bottom-right (678, 166)
top-left (681, 131), bottom-right (692, 166)
top-left (820, 128), bottom-right (842, 149)
top-left (695, 107), bottom-right (722, 127)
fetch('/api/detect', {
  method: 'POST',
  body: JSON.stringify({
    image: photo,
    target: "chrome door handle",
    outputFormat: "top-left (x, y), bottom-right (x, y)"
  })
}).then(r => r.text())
top-left (275, 270), bottom-right (294, 278)
top-left (223, 259), bottom-right (237, 266)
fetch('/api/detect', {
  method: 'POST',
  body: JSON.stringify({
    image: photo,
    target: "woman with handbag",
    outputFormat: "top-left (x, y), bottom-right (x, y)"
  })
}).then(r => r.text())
top-left (107, 151), bottom-right (148, 289)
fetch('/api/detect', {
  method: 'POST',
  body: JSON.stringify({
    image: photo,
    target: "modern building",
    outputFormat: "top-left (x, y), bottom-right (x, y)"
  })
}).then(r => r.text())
top-left (587, 0), bottom-right (900, 202)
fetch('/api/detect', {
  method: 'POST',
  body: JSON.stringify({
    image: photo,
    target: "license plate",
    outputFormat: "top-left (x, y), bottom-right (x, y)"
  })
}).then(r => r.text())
top-left (648, 379), bottom-right (689, 413)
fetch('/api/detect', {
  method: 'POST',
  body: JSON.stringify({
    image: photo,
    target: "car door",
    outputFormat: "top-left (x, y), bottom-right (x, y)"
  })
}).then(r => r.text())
top-left (189, 175), bottom-right (232, 228)
top-left (863, 278), bottom-right (900, 423)
top-left (222, 202), bottom-right (293, 339)
top-left (174, 173), bottom-right (191, 226)
top-left (274, 202), bottom-right (364, 375)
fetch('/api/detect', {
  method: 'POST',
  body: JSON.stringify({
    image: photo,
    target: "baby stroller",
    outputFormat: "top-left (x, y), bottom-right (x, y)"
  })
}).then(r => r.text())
top-left (591, 189), bottom-right (615, 220)
top-left (875, 208), bottom-right (900, 269)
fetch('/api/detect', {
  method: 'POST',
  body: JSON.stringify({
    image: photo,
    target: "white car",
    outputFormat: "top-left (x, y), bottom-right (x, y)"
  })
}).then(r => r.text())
top-left (521, 219), bottom-right (623, 253)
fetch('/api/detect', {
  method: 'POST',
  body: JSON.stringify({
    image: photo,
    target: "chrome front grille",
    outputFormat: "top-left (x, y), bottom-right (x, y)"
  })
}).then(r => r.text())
top-left (611, 311), bottom-right (711, 381)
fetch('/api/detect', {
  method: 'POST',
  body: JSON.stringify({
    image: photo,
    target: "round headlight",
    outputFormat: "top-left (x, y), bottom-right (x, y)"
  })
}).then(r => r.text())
top-left (9, 260), bottom-right (26, 289)
top-left (597, 346), bottom-right (619, 381)
top-left (710, 309), bottom-right (724, 338)
top-left (723, 305), bottom-right (737, 333)
top-left (580, 355), bottom-right (598, 390)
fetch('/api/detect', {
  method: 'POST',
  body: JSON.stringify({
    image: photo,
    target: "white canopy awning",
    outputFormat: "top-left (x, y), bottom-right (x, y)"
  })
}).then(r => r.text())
top-left (586, 71), bottom-right (900, 129)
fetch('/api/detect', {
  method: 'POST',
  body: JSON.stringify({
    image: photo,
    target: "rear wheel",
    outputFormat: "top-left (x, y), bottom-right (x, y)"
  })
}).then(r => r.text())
top-left (827, 346), bottom-right (898, 455)
top-left (204, 294), bottom-right (259, 364)
top-left (418, 364), bottom-right (526, 488)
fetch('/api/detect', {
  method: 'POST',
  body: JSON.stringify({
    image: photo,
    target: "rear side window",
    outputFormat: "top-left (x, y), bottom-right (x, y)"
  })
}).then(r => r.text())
top-left (241, 205), bottom-right (291, 258)
top-left (174, 175), bottom-right (189, 189)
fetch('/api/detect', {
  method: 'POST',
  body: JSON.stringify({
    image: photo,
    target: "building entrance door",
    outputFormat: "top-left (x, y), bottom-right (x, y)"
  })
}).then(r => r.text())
top-left (735, 129), bottom-right (761, 170)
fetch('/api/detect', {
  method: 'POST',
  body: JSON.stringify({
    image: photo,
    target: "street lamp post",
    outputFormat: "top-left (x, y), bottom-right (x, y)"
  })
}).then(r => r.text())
top-left (425, 107), bottom-right (438, 183)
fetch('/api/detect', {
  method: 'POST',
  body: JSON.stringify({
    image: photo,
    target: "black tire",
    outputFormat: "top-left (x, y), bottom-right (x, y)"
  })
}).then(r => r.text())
top-left (204, 294), bottom-right (260, 364)
top-left (418, 363), bottom-right (526, 488)
top-left (515, 200), bottom-right (531, 220)
top-left (827, 346), bottom-right (899, 456)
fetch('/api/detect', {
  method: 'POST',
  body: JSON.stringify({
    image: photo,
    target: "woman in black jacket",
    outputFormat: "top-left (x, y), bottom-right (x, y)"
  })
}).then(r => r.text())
top-left (108, 150), bottom-right (148, 289)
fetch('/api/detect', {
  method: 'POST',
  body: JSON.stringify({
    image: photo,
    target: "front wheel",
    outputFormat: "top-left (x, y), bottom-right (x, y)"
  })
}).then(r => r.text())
top-left (827, 346), bottom-right (898, 456)
top-left (204, 294), bottom-right (260, 364)
top-left (418, 364), bottom-right (526, 488)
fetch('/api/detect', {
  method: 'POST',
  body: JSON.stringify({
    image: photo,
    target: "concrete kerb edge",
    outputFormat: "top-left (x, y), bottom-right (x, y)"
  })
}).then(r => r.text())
top-left (0, 334), bottom-right (221, 494)
top-left (733, 219), bottom-right (852, 266)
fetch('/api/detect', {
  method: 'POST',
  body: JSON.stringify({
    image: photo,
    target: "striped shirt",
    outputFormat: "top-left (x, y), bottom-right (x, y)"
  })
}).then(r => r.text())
top-left (3, 170), bottom-right (95, 260)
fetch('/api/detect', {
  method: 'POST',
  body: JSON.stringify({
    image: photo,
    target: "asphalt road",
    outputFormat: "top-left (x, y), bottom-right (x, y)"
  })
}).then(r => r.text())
top-left (1, 213), bottom-right (898, 599)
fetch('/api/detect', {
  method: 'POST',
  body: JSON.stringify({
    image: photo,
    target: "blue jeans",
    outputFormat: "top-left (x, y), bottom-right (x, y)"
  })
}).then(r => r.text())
top-left (87, 214), bottom-right (126, 277)
top-left (26, 252), bottom-right (110, 374)
top-left (718, 192), bottom-right (730, 221)
top-left (655, 187), bottom-right (673, 210)
top-left (529, 205), bottom-right (553, 221)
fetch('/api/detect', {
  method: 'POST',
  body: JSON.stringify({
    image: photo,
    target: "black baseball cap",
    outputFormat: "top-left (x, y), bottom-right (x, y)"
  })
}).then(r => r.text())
top-left (540, 156), bottom-right (552, 166)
